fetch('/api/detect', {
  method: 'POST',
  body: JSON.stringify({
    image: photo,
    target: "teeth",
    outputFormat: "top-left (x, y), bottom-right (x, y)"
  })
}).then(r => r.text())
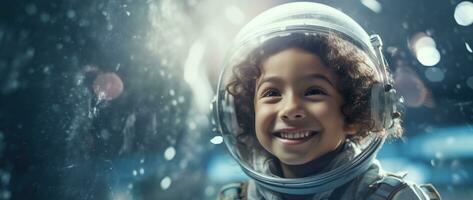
top-left (279, 131), bottom-right (314, 139)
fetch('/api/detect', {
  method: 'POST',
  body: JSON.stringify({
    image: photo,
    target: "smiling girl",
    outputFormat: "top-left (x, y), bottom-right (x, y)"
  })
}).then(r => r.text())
top-left (215, 2), bottom-right (440, 200)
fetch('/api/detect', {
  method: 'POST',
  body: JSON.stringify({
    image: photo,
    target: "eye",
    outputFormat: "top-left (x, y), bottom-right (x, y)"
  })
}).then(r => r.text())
top-left (261, 88), bottom-right (281, 98)
top-left (305, 87), bottom-right (327, 96)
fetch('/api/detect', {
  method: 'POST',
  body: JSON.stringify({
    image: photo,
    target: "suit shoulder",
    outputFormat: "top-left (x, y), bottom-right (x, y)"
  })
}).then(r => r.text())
top-left (217, 181), bottom-right (249, 200)
top-left (367, 173), bottom-right (441, 200)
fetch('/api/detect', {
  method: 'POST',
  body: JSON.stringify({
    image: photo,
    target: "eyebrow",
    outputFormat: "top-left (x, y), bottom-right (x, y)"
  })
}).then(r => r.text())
top-left (256, 73), bottom-right (335, 91)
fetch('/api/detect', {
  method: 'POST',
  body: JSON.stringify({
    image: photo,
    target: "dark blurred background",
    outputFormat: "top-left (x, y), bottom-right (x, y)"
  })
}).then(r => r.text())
top-left (0, 0), bottom-right (472, 199)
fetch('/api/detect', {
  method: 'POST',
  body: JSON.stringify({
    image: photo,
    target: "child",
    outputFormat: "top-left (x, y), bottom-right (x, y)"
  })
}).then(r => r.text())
top-left (214, 2), bottom-right (440, 200)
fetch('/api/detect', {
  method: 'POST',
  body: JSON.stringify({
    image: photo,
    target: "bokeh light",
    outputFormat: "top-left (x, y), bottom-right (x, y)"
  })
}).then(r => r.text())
top-left (411, 33), bottom-right (441, 66)
top-left (454, 1), bottom-right (473, 26)
top-left (394, 66), bottom-right (430, 107)
top-left (416, 46), bottom-right (441, 66)
top-left (210, 136), bottom-right (223, 144)
top-left (160, 176), bottom-right (172, 190)
top-left (164, 146), bottom-right (176, 161)
top-left (92, 73), bottom-right (124, 101)
top-left (425, 67), bottom-right (445, 82)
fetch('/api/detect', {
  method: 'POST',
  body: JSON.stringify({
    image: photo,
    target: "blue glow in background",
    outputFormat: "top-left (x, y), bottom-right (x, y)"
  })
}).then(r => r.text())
top-left (0, 0), bottom-right (472, 199)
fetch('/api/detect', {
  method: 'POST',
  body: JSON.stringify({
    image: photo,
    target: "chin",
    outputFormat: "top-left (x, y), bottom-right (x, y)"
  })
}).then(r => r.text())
top-left (277, 154), bottom-right (313, 165)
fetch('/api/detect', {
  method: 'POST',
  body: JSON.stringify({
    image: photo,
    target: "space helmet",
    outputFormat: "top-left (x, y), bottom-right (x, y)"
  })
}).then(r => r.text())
top-left (212, 2), bottom-right (400, 195)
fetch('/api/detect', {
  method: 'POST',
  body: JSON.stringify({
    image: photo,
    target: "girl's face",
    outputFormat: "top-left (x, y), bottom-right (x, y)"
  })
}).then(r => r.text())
top-left (254, 48), bottom-right (356, 165)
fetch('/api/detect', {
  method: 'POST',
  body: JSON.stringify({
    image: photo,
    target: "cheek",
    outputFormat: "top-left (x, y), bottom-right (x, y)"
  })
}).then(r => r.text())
top-left (309, 102), bottom-right (337, 115)
top-left (309, 102), bottom-right (344, 125)
top-left (254, 104), bottom-right (276, 133)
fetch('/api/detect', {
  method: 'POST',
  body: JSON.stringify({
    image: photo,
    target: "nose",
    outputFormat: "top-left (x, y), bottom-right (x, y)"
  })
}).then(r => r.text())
top-left (280, 96), bottom-right (306, 121)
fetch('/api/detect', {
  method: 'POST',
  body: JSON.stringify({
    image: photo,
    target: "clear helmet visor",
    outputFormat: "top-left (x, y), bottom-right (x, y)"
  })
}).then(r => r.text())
top-left (214, 2), bottom-right (395, 195)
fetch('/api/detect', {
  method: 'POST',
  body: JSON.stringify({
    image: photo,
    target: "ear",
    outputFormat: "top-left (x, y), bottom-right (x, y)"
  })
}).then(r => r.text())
top-left (343, 123), bottom-right (359, 135)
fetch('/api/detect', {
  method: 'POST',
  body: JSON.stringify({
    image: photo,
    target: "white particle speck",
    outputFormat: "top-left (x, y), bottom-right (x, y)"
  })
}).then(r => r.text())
top-left (78, 19), bottom-right (90, 27)
top-left (399, 96), bottom-right (405, 103)
top-left (361, 0), bottom-right (382, 13)
top-left (172, 100), bottom-right (177, 106)
top-left (179, 159), bottom-right (188, 169)
top-left (161, 59), bottom-right (168, 66)
top-left (111, 192), bottom-right (129, 200)
top-left (178, 96), bottom-right (185, 103)
top-left (430, 159), bottom-right (436, 166)
top-left (139, 168), bottom-right (144, 175)
top-left (169, 89), bottom-right (175, 96)
top-left (56, 43), bottom-right (63, 50)
top-left (402, 22), bottom-right (409, 29)
top-left (210, 136), bottom-right (223, 144)
top-left (126, 11), bottom-right (131, 16)
top-left (466, 42), bottom-right (472, 53)
top-left (160, 176), bottom-right (172, 190)
top-left (454, 1), bottom-right (473, 26)
top-left (2, 191), bottom-right (11, 199)
top-left (67, 10), bottom-right (76, 18)
top-left (132, 170), bottom-right (137, 176)
top-left (205, 186), bottom-right (216, 196)
top-left (225, 5), bottom-right (245, 25)
top-left (140, 158), bottom-right (145, 163)
top-left (451, 159), bottom-right (461, 168)
top-left (26, 47), bottom-right (35, 57)
top-left (25, 4), bottom-right (37, 15)
top-left (40, 13), bottom-right (50, 23)
top-left (164, 146), bottom-right (176, 160)
top-left (0, 173), bottom-right (10, 184)
top-left (466, 76), bottom-right (473, 89)
top-left (452, 173), bottom-right (462, 184)
top-left (188, 121), bottom-right (196, 130)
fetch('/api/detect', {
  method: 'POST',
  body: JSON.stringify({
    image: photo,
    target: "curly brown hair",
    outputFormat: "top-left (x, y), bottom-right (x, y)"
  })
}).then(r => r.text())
top-left (225, 33), bottom-right (402, 143)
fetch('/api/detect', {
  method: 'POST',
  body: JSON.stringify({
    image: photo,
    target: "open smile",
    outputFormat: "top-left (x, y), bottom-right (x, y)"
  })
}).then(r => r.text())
top-left (272, 130), bottom-right (319, 145)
